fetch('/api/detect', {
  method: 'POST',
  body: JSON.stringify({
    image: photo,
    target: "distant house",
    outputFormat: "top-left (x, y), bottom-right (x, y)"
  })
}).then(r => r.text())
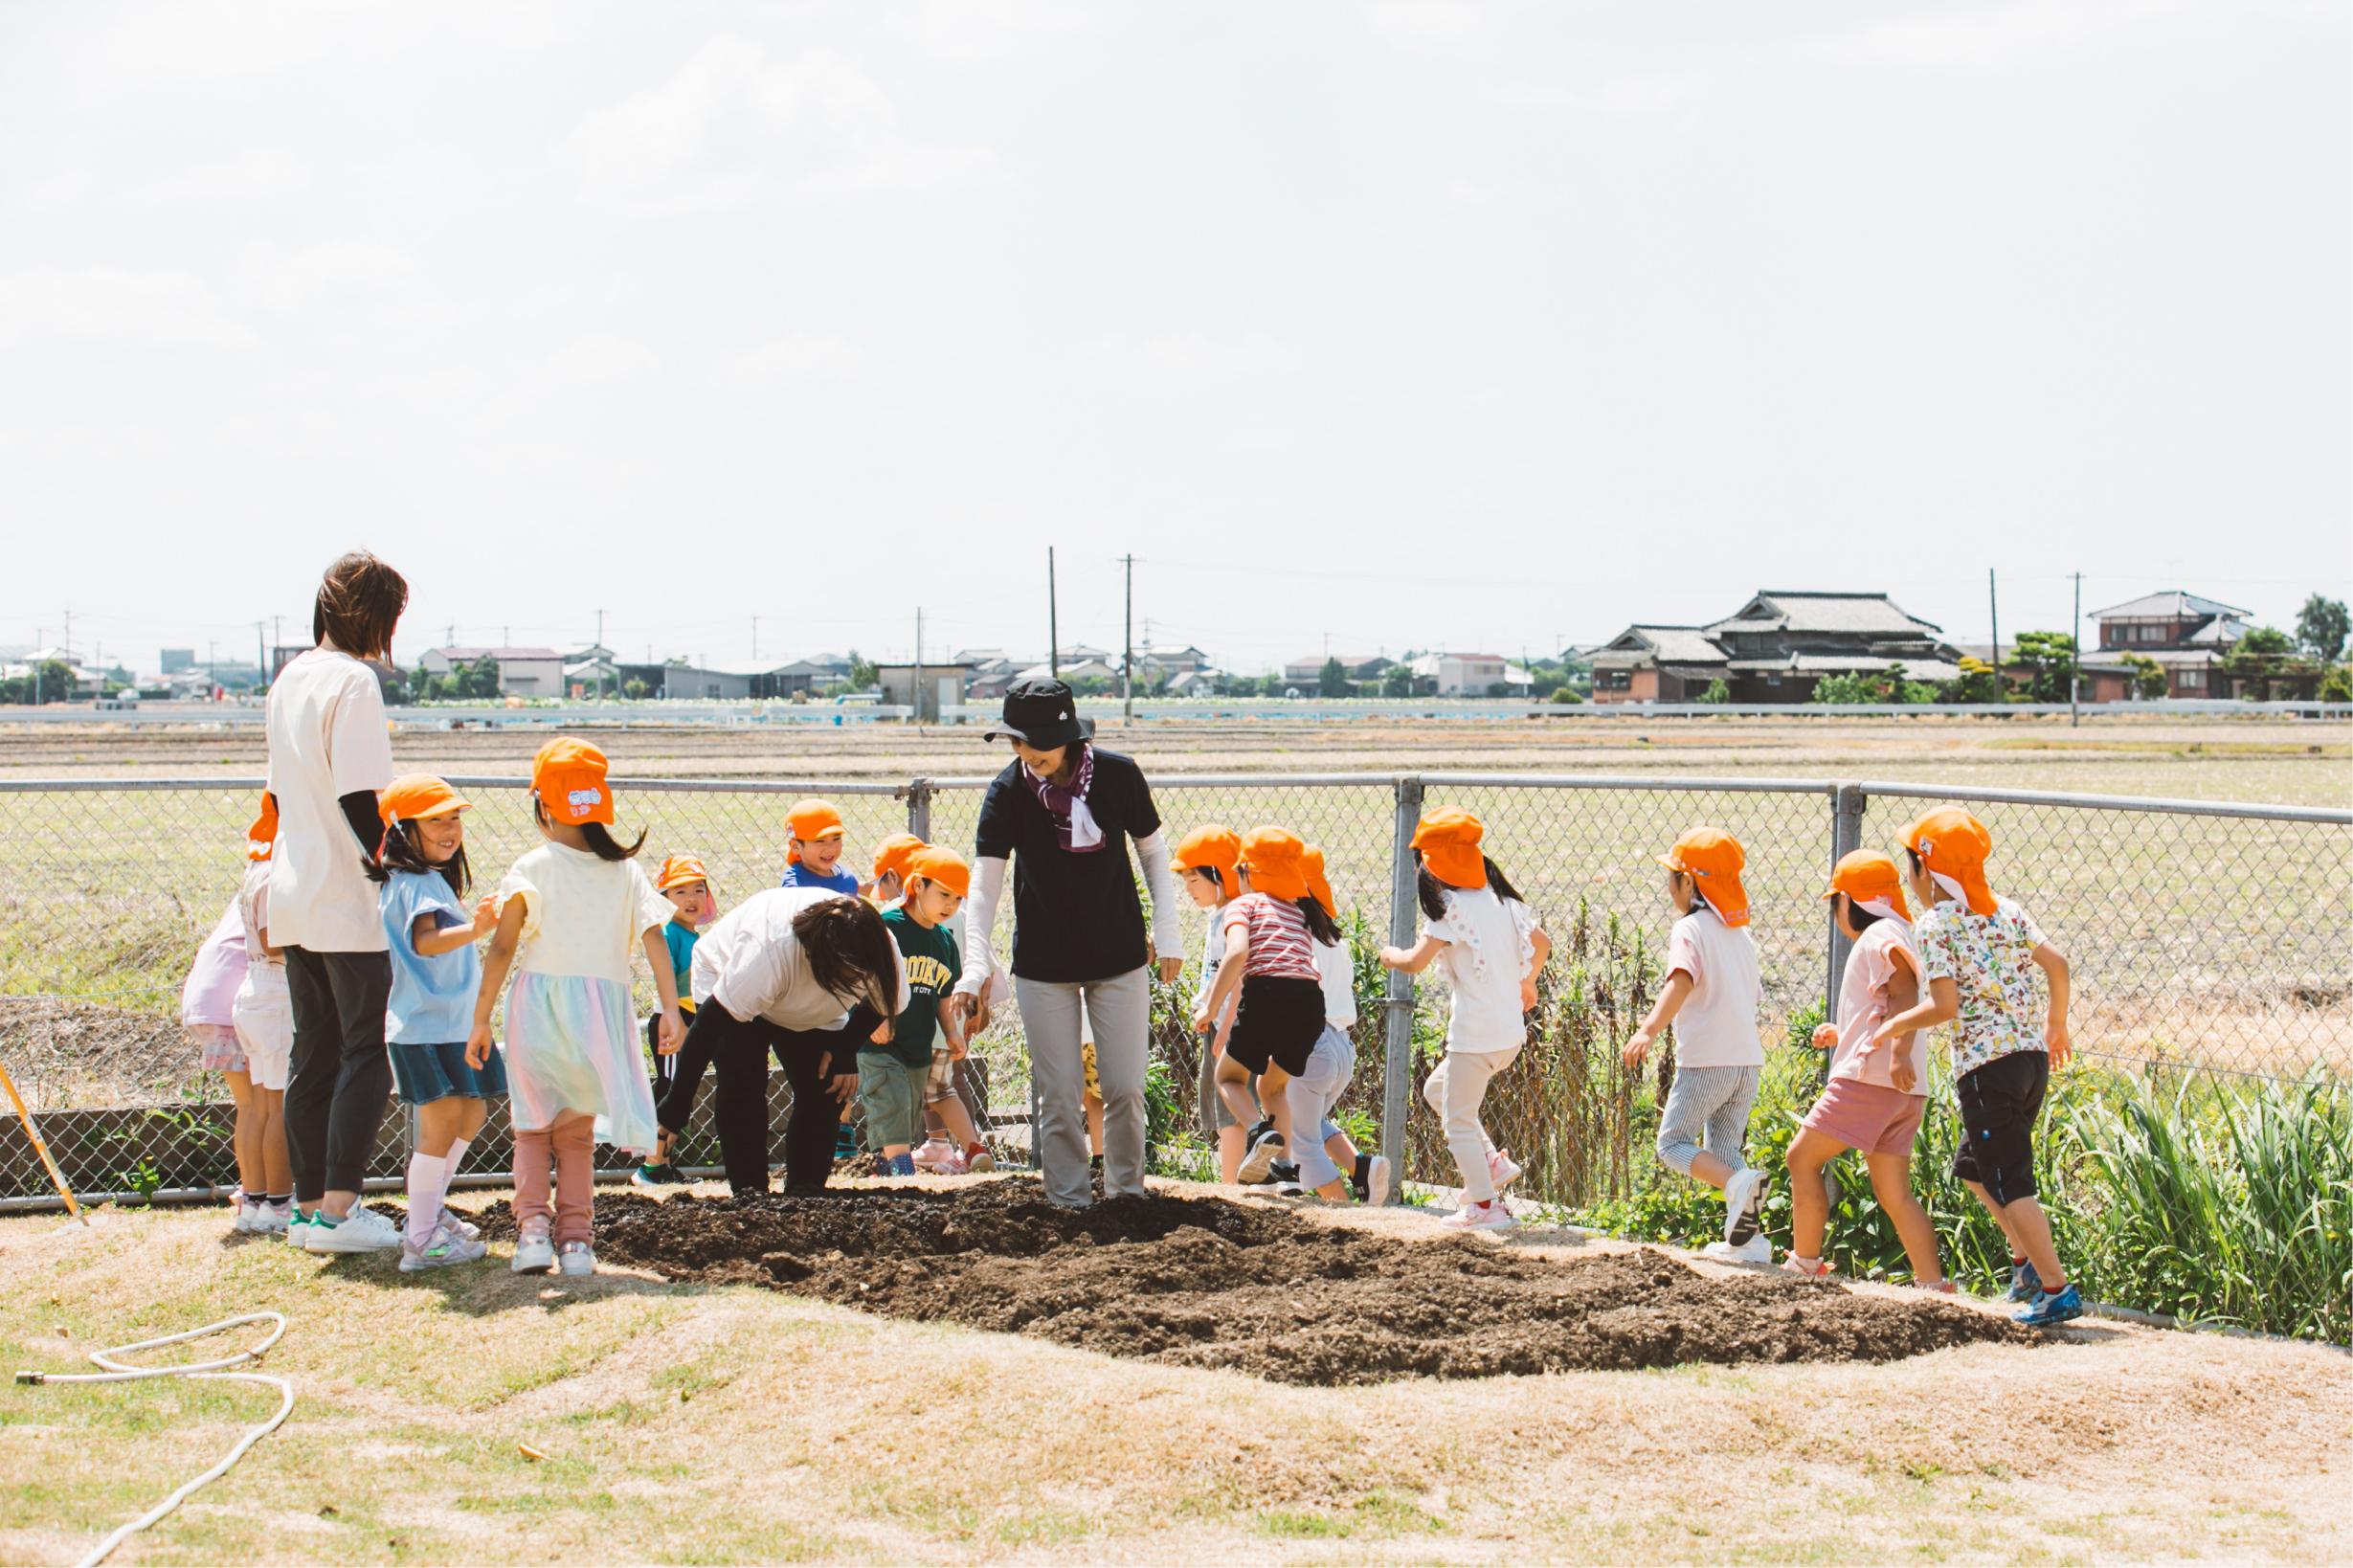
top-left (877, 661), bottom-right (974, 720)
top-left (1282, 654), bottom-right (1395, 686)
top-left (1404, 652), bottom-right (1521, 697)
top-left (2085, 591), bottom-right (2251, 700)
top-left (420, 645), bottom-right (567, 698)
top-left (1592, 593), bottom-right (1961, 704)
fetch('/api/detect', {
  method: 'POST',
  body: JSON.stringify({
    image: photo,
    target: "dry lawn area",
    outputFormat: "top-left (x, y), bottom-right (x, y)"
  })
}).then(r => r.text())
top-left (3, 1177), bottom-right (2346, 1565)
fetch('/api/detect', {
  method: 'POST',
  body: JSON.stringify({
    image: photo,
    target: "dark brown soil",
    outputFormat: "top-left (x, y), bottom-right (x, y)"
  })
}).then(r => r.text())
top-left (459, 1180), bottom-right (2038, 1385)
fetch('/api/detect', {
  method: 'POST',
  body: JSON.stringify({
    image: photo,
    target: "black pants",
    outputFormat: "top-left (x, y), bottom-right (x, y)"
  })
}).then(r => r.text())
top-left (681, 1003), bottom-right (866, 1198)
top-left (282, 946), bottom-right (394, 1202)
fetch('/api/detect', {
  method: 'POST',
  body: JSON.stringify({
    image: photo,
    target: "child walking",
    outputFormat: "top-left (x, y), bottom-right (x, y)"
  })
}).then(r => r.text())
top-left (230, 796), bottom-right (293, 1233)
top-left (1782, 851), bottom-right (1948, 1288)
top-left (1379, 809), bottom-right (1548, 1231)
top-left (635, 854), bottom-right (714, 1187)
top-left (470, 740), bottom-right (683, 1277)
top-left (866, 846), bottom-right (970, 1176)
top-left (373, 775), bottom-right (504, 1271)
top-left (182, 836), bottom-right (279, 1235)
top-left (1624, 826), bottom-right (1770, 1263)
top-left (1878, 807), bottom-right (2078, 1326)
top-left (1171, 824), bottom-right (1261, 1182)
top-left (1292, 843), bottom-right (1389, 1203)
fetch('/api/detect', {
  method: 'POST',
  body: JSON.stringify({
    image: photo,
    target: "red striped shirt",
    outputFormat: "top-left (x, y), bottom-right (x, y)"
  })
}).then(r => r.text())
top-left (1221, 893), bottom-right (1319, 980)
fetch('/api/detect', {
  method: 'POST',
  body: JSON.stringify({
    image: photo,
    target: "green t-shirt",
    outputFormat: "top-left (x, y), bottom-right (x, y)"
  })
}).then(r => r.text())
top-left (878, 907), bottom-right (960, 1068)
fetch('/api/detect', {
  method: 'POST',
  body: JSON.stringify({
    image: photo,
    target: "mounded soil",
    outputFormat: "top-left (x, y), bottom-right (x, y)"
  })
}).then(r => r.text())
top-left (465, 1180), bottom-right (2038, 1385)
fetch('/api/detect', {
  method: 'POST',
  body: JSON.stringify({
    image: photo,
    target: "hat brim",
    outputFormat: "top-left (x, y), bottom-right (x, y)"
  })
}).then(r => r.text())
top-left (983, 715), bottom-right (1093, 748)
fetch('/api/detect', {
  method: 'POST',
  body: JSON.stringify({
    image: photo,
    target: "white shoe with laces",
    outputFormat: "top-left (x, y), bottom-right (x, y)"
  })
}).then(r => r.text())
top-left (511, 1225), bottom-right (555, 1274)
top-left (1440, 1198), bottom-right (1516, 1233)
top-left (1702, 1235), bottom-right (1773, 1265)
top-left (1722, 1166), bottom-right (1767, 1246)
top-left (557, 1241), bottom-right (596, 1277)
top-left (232, 1197), bottom-right (265, 1234)
top-left (307, 1202), bottom-right (403, 1253)
top-left (438, 1205), bottom-right (481, 1242)
top-left (1364, 1155), bottom-right (1393, 1207)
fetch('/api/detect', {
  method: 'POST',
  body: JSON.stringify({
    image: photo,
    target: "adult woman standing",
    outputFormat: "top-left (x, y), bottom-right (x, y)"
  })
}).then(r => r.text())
top-left (267, 551), bottom-right (407, 1252)
top-left (670, 889), bottom-right (908, 1196)
top-left (952, 679), bottom-right (1183, 1207)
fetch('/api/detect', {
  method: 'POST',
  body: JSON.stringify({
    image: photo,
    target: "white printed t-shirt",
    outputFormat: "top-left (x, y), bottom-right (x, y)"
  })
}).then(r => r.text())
top-left (1423, 885), bottom-right (1535, 1055)
top-left (1664, 906), bottom-right (1763, 1068)
top-left (1830, 916), bottom-right (1923, 1092)
top-left (494, 842), bottom-right (675, 983)
top-left (692, 886), bottom-right (911, 1031)
top-left (263, 647), bottom-right (394, 952)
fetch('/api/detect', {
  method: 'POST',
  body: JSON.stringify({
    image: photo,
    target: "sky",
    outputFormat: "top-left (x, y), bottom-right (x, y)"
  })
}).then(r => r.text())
top-left (1, 0), bottom-right (2345, 678)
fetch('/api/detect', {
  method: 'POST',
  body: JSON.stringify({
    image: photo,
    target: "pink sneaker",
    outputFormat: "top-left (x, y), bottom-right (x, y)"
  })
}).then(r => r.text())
top-left (1489, 1149), bottom-right (1523, 1193)
top-left (1780, 1255), bottom-right (1835, 1279)
top-left (932, 1147), bottom-right (970, 1176)
top-left (1440, 1198), bottom-right (1516, 1233)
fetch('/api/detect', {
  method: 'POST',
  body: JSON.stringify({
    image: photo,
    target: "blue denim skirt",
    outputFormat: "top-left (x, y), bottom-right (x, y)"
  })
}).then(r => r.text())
top-left (390, 1040), bottom-right (510, 1106)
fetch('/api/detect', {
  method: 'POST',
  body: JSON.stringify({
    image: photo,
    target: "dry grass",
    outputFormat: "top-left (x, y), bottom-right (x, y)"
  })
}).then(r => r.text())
top-left (3, 1178), bottom-right (2347, 1565)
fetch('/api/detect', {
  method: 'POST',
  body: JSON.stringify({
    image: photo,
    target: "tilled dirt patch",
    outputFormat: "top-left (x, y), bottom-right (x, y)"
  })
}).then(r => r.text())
top-left (463, 1180), bottom-right (2038, 1385)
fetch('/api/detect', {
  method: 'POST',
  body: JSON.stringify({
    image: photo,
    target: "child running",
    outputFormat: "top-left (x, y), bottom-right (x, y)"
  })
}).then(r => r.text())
top-left (470, 739), bottom-right (683, 1277)
top-left (1878, 807), bottom-right (2079, 1326)
top-left (1782, 851), bottom-right (1948, 1289)
top-left (1624, 826), bottom-right (1771, 1263)
top-left (372, 775), bottom-right (504, 1272)
top-left (1289, 842), bottom-right (1388, 1203)
top-left (1379, 809), bottom-right (1548, 1231)
top-left (635, 854), bottom-right (714, 1188)
top-left (779, 798), bottom-right (862, 895)
top-left (865, 845), bottom-right (970, 1176)
top-left (183, 855), bottom-right (269, 1234)
top-left (1170, 824), bottom-right (1261, 1182)
top-left (229, 795), bottom-right (294, 1234)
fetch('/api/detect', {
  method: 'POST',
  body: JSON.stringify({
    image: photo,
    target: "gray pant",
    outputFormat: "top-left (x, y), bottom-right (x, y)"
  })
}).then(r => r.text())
top-left (1017, 967), bottom-right (1150, 1206)
top-left (1656, 1064), bottom-right (1761, 1177)
top-left (1285, 1024), bottom-right (1355, 1190)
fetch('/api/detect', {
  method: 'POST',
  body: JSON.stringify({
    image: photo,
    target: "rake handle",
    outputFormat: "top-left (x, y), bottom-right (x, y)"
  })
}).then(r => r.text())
top-left (0, 1056), bottom-right (85, 1222)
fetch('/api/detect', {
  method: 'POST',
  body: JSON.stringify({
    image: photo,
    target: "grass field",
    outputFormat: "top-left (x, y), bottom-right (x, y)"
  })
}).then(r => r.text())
top-left (3, 1180), bottom-right (2348, 1566)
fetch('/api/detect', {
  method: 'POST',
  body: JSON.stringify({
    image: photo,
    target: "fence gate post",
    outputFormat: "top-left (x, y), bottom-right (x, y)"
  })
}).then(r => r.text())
top-left (906, 776), bottom-right (932, 841)
top-left (1379, 774), bottom-right (1423, 1200)
top-left (1826, 783), bottom-right (1866, 1021)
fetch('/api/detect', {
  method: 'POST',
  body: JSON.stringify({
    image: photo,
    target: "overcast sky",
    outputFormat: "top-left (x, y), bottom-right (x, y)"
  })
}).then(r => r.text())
top-left (2, 0), bottom-right (2345, 676)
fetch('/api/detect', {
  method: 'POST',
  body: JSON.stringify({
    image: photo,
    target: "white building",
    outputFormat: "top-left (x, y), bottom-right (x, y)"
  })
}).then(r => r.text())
top-left (1405, 652), bottom-right (1526, 697)
top-left (419, 646), bottom-right (567, 697)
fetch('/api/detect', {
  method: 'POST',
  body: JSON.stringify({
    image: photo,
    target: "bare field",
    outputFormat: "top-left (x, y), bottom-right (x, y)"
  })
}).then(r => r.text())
top-left (2, 1178), bottom-right (2347, 1566)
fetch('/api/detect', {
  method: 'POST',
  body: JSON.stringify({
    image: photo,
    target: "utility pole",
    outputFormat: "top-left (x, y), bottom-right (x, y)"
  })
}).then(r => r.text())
top-left (254, 622), bottom-right (264, 690)
top-left (33, 629), bottom-right (40, 706)
top-left (1048, 547), bottom-right (1060, 679)
top-left (751, 616), bottom-right (757, 661)
top-left (62, 609), bottom-right (70, 666)
top-left (2071, 571), bottom-right (2082, 727)
top-left (914, 606), bottom-right (925, 726)
top-left (595, 609), bottom-right (605, 704)
top-left (1987, 570), bottom-right (2001, 703)
top-left (1122, 553), bottom-right (1134, 722)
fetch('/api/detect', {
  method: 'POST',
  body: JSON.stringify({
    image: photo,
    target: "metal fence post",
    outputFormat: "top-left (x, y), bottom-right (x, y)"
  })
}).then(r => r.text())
top-left (1379, 774), bottom-right (1423, 1200)
top-left (1826, 783), bottom-right (1866, 1021)
top-left (906, 776), bottom-right (932, 840)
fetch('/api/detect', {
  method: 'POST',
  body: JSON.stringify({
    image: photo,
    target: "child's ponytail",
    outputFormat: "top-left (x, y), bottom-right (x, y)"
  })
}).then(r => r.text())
top-left (1298, 893), bottom-right (1342, 947)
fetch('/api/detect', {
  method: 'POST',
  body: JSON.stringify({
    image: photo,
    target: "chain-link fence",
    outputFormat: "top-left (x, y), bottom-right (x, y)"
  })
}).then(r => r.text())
top-left (2, 772), bottom-right (2345, 1209)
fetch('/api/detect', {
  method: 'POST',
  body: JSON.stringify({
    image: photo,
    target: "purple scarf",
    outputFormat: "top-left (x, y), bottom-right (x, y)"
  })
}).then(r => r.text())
top-left (1022, 743), bottom-right (1102, 853)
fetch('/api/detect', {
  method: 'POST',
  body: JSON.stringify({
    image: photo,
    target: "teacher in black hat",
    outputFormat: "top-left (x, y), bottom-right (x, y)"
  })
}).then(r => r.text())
top-left (950, 678), bottom-right (1183, 1206)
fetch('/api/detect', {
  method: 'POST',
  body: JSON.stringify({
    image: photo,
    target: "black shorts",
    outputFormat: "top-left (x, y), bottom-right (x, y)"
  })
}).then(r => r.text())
top-left (1221, 974), bottom-right (1324, 1077)
top-left (1951, 1049), bottom-right (2049, 1205)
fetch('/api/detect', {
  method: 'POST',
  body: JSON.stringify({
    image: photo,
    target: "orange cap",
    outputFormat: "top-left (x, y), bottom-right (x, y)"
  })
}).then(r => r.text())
top-left (533, 737), bottom-right (614, 826)
top-left (906, 843), bottom-right (971, 900)
top-left (870, 833), bottom-right (926, 885)
top-left (1238, 826), bottom-right (1311, 902)
top-left (378, 774), bottom-right (470, 827)
top-left (1901, 807), bottom-right (1997, 917)
top-left (1656, 826), bottom-right (1750, 927)
top-left (1301, 842), bottom-right (1336, 916)
top-left (785, 797), bottom-right (845, 862)
top-left (1822, 849), bottom-right (1909, 919)
top-left (1170, 823), bottom-right (1242, 891)
top-left (1412, 807), bottom-right (1487, 890)
top-left (657, 853), bottom-right (710, 892)
top-left (246, 793), bottom-right (278, 862)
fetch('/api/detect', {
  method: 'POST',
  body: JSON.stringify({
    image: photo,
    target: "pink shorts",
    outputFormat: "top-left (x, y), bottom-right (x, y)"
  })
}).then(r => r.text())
top-left (1801, 1076), bottom-right (1925, 1156)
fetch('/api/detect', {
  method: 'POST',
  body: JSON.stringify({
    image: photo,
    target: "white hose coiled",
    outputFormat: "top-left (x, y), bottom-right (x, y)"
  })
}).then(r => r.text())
top-left (16, 1311), bottom-right (294, 1568)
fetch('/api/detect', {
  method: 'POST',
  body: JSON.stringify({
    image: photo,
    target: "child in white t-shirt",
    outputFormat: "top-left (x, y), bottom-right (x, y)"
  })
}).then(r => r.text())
top-left (1378, 808), bottom-right (1548, 1232)
top-left (1624, 827), bottom-right (1770, 1263)
top-left (230, 796), bottom-right (293, 1232)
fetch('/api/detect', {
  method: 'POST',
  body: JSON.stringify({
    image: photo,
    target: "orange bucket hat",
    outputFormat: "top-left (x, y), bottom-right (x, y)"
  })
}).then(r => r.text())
top-left (785, 797), bottom-right (845, 862)
top-left (657, 853), bottom-right (710, 892)
top-left (1655, 826), bottom-right (1750, 927)
top-left (1170, 823), bottom-right (1242, 890)
top-left (1901, 806), bottom-right (1997, 916)
top-left (906, 843), bottom-right (971, 900)
top-left (1412, 807), bottom-right (1487, 890)
top-left (378, 773), bottom-right (470, 828)
top-left (1301, 842), bottom-right (1336, 915)
top-left (533, 737), bottom-right (614, 826)
top-left (869, 833), bottom-right (926, 885)
top-left (1823, 849), bottom-right (1909, 920)
top-left (1238, 826), bottom-right (1311, 902)
top-left (246, 793), bottom-right (278, 862)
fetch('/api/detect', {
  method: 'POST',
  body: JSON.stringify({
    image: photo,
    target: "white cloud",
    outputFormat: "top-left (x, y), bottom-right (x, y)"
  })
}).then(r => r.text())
top-left (235, 240), bottom-right (417, 309)
top-left (0, 267), bottom-right (249, 347)
top-left (1364, 0), bottom-right (1503, 55)
top-left (1480, 71), bottom-right (1714, 115)
top-left (153, 147), bottom-right (311, 200)
top-left (890, 0), bottom-right (1138, 66)
top-left (717, 334), bottom-right (888, 392)
top-left (1811, 0), bottom-right (2225, 73)
top-left (80, 0), bottom-right (561, 86)
top-left (1084, 332), bottom-right (1309, 384)
top-left (560, 36), bottom-right (1004, 213)
top-left (541, 334), bottom-right (649, 388)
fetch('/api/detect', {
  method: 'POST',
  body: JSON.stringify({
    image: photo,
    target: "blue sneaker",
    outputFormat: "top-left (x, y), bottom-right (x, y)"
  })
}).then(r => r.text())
top-left (2014, 1282), bottom-right (2083, 1328)
top-left (887, 1152), bottom-right (916, 1177)
top-left (2006, 1260), bottom-right (2041, 1303)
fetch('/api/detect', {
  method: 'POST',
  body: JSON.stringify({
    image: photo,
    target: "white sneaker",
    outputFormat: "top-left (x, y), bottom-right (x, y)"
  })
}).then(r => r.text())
top-left (1440, 1198), bottom-right (1516, 1233)
top-left (438, 1205), bottom-right (481, 1242)
top-left (1236, 1130), bottom-right (1286, 1185)
top-left (256, 1200), bottom-right (291, 1235)
top-left (1723, 1167), bottom-right (1767, 1246)
top-left (1364, 1155), bottom-right (1393, 1207)
top-left (232, 1198), bottom-right (265, 1234)
top-left (1702, 1235), bottom-right (1774, 1265)
top-left (1489, 1149), bottom-right (1524, 1194)
top-left (965, 1147), bottom-right (996, 1173)
top-left (557, 1241), bottom-right (596, 1277)
top-left (511, 1226), bottom-right (555, 1274)
top-left (308, 1203), bottom-right (403, 1253)
top-left (399, 1223), bottom-right (488, 1272)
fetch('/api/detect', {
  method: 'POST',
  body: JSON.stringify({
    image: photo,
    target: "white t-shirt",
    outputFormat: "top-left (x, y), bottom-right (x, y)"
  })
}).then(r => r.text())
top-left (1314, 936), bottom-right (1356, 1029)
top-left (494, 842), bottom-right (674, 985)
top-left (263, 648), bottom-right (395, 952)
top-left (235, 860), bottom-right (280, 965)
top-left (1830, 916), bottom-right (1923, 1092)
top-left (1664, 906), bottom-right (1764, 1068)
top-left (1423, 885), bottom-right (1535, 1055)
top-left (1194, 902), bottom-right (1232, 1025)
top-left (692, 886), bottom-right (911, 1032)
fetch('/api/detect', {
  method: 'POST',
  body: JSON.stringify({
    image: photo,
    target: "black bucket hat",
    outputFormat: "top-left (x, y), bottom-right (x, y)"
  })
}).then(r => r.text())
top-left (983, 678), bottom-right (1092, 750)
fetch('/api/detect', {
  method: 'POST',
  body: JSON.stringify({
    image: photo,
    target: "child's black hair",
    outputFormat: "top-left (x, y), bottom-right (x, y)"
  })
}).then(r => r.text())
top-left (368, 818), bottom-right (470, 896)
top-left (533, 795), bottom-right (647, 861)
top-left (1415, 851), bottom-right (1526, 922)
top-left (1297, 893), bottom-right (1342, 947)
top-left (1836, 890), bottom-right (1886, 933)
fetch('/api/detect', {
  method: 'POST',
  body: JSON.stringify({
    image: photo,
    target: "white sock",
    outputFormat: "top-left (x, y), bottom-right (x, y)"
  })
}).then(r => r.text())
top-left (405, 1154), bottom-right (448, 1248)
top-left (444, 1136), bottom-right (472, 1199)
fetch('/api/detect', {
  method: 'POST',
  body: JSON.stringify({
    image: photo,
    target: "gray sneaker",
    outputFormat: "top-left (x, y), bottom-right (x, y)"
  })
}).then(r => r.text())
top-left (437, 1205), bottom-right (481, 1242)
top-left (399, 1223), bottom-right (488, 1272)
top-left (510, 1226), bottom-right (556, 1274)
top-left (557, 1241), bottom-right (596, 1277)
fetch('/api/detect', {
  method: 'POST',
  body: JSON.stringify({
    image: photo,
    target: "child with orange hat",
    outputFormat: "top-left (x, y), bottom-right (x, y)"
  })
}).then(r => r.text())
top-left (183, 797), bottom-right (291, 1235)
top-left (865, 845), bottom-right (973, 1176)
top-left (778, 797), bottom-right (862, 897)
top-left (1380, 808), bottom-right (1548, 1231)
top-left (470, 739), bottom-right (683, 1277)
top-left (370, 774), bottom-right (504, 1271)
top-left (1170, 823), bottom-right (1262, 1181)
top-left (1875, 807), bottom-right (2078, 1327)
top-left (1283, 842), bottom-right (1390, 1203)
top-left (1624, 826), bottom-right (1770, 1262)
top-left (1782, 851), bottom-right (1948, 1288)
top-left (633, 854), bottom-right (716, 1188)
top-left (868, 834), bottom-right (926, 907)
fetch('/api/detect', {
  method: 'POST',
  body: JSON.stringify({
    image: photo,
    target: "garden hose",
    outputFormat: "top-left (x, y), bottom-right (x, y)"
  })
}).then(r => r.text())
top-left (16, 1311), bottom-right (293, 1568)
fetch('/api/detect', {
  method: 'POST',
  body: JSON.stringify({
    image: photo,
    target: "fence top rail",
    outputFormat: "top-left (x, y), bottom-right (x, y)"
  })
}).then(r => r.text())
top-left (1414, 773), bottom-right (1838, 795)
top-left (1848, 779), bottom-right (2353, 826)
